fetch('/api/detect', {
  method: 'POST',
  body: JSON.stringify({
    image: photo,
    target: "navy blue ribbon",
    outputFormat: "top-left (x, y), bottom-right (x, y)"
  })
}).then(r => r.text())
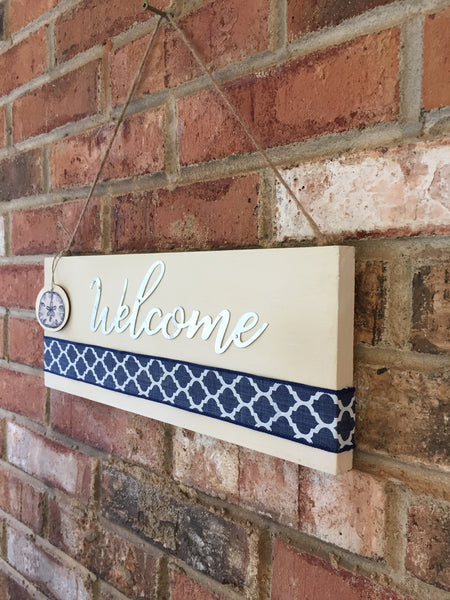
top-left (44, 336), bottom-right (355, 454)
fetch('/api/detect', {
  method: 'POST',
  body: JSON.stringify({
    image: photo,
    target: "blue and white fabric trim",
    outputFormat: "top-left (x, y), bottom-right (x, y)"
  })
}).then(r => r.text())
top-left (44, 337), bottom-right (355, 454)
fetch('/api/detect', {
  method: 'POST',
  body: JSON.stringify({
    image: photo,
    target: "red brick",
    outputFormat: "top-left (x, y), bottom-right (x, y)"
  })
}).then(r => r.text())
top-left (170, 571), bottom-right (225, 600)
top-left (111, 29), bottom-right (165, 106)
top-left (0, 264), bottom-right (43, 309)
top-left (0, 106), bottom-right (5, 148)
top-left (0, 571), bottom-right (37, 600)
top-left (50, 107), bottom-right (164, 188)
top-left (0, 3), bottom-right (4, 39)
top-left (49, 494), bottom-right (161, 598)
top-left (275, 139), bottom-right (450, 241)
top-left (0, 29), bottom-right (47, 96)
top-left (112, 175), bottom-right (260, 251)
top-left (412, 262), bottom-right (450, 354)
top-left (0, 149), bottom-right (43, 202)
top-left (405, 502), bottom-right (450, 590)
top-left (0, 316), bottom-right (4, 358)
top-left (354, 261), bottom-right (387, 345)
top-left (50, 390), bottom-right (166, 472)
top-left (179, 29), bottom-right (399, 164)
top-left (0, 369), bottom-right (46, 422)
top-left (56, 0), bottom-right (168, 62)
top-left (10, 0), bottom-right (58, 33)
top-left (8, 318), bottom-right (44, 367)
top-left (100, 589), bottom-right (128, 600)
top-left (287, 0), bottom-right (395, 40)
top-left (11, 199), bottom-right (102, 255)
top-left (0, 216), bottom-right (4, 255)
top-left (164, 0), bottom-right (270, 88)
top-left (0, 466), bottom-right (45, 533)
top-left (272, 540), bottom-right (411, 600)
top-left (423, 7), bottom-right (450, 110)
top-left (103, 465), bottom-right (251, 587)
top-left (239, 448), bottom-right (298, 526)
top-left (7, 421), bottom-right (94, 503)
top-left (0, 418), bottom-right (5, 458)
top-left (13, 61), bottom-right (100, 142)
top-left (7, 525), bottom-right (95, 600)
top-left (173, 429), bottom-right (239, 501)
top-left (298, 467), bottom-right (385, 557)
top-left (355, 365), bottom-right (449, 468)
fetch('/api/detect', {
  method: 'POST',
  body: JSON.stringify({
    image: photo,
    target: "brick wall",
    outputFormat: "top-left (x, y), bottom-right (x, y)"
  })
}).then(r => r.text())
top-left (0, 0), bottom-right (449, 599)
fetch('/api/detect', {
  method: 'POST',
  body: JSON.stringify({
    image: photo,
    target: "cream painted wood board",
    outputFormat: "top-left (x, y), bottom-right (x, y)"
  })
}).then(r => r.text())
top-left (45, 246), bottom-right (354, 389)
top-left (43, 247), bottom-right (355, 474)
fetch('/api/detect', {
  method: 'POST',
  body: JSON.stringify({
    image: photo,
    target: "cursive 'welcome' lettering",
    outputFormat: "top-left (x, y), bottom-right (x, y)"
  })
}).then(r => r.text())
top-left (90, 260), bottom-right (268, 354)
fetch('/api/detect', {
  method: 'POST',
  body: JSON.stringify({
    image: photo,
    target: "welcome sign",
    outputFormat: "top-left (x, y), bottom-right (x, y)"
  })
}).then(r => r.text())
top-left (42, 247), bottom-right (355, 474)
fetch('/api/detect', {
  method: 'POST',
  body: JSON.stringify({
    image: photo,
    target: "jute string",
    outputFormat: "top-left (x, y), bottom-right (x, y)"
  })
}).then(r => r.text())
top-left (51, 14), bottom-right (164, 287)
top-left (165, 13), bottom-right (326, 245)
top-left (51, 7), bottom-right (326, 287)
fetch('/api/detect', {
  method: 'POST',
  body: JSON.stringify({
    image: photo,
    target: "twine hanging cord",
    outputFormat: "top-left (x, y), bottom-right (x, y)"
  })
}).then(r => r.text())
top-left (51, 14), bottom-right (164, 287)
top-left (52, 4), bottom-right (325, 286)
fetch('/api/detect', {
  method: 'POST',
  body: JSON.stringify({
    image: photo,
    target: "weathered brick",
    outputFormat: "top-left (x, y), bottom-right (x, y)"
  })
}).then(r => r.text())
top-left (239, 448), bottom-right (298, 527)
top-left (165, 0), bottom-right (270, 88)
top-left (50, 107), bottom-right (164, 188)
top-left (355, 365), bottom-right (449, 468)
top-left (0, 264), bottom-right (43, 309)
top-left (111, 29), bottom-right (166, 106)
top-left (0, 466), bottom-right (45, 533)
top-left (177, 503), bottom-right (250, 588)
top-left (7, 526), bottom-right (95, 600)
top-left (0, 315), bottom-right (4, 358)
top-left (0, 29), bottom-right (47, 96)
top-left (0, 3), bottom-right (4, 39)
top-left (0, 149), bottom-right (43, 202)
top-left (0, 219), bottom-right (4, 261)
top-left (275, 139), bottom-right (450, 241)
top-left (10, 0), bottom-right (59, 33)
top-left (179, 30), bottom-right (399, 164)
top-left (49, 495), bottom-right (161, 599)
top-left (173, 429), bottom-right (239, 501)
top-left (13, 61), bottom-right (100, 142)
top-left (0, 369), bottom-right (46, 422)
top-left (102, 465), bottom-right (250, 587)
top-left (8, 318), bottom-right (44, 368)
top-left (55, 0), bottom-right (168, 62)
top-left (111, 175), bottom-right (260, 251)
top-left (170, 571), bottom-right (225, 600)
top-left (0, 106), bottom-right (5, 147)
top-left (11, 199), bottom-right (102, 255)
top-left (0, 217), bottom-right (4, 255)
top-left (102, 465), bottom-right (181, 550)
top-left (422, 7), bottom-right (450, 110)
top-left (50, 390), bottom-right (166, 472)
top-left (354, 261), bottom-right (387, 345)
top-left (115, 7), bottom-right (269, 102)
top-left (100, 588), bottom-right (129, 600)
top-left (412, 262), bottom-right (450, 354)
top-left (287, 0), bottom-right (395, 40)
top-left (272, 540), bottom-right (411, 600)
top-left (298, 467), bottom-right (385, 557)
top-left (115, 2), bottom-right (268, 108)
top-left (0, 418), bottom-right (5, 458)
top-left (0, 571), bottom-right (37, 600)
top-left (405, 502), bottom-right (450, 591)
top-left (7, 421), bottom-right (94, 503)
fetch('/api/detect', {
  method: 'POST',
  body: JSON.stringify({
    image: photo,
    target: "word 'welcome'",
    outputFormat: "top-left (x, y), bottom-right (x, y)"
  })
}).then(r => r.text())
top-left (90, 260), bottom-right (269, 354)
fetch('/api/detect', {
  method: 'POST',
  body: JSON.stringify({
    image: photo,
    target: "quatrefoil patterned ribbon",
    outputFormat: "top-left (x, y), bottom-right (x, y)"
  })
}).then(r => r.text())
top-left (44, 337), bottom-right (355, 454)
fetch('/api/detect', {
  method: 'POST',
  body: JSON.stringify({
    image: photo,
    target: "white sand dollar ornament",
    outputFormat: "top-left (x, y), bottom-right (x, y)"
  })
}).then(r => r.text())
top-left (36, 285), bottom-right (70, 332)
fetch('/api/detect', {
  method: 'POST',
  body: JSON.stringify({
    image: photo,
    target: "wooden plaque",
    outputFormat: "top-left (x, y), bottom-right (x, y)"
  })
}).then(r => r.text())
top-left (42, 247), bottom-right (355, 474)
